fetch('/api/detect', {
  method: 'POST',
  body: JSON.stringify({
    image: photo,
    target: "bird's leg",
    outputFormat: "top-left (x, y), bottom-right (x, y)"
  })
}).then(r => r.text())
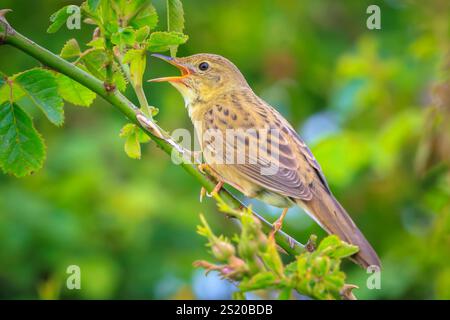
top-left (270, 208), bottom-right (289, 238)
top-left (198, 164), bottom-right (224, 202)
top-left (199, 181), bottom-right (224, 202)
top-left (207, 181), bottom-right (224, 198)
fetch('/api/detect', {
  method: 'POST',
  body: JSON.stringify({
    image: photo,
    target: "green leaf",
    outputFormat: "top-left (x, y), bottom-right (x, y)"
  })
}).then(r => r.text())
top-left (79, 51), bottom-right (127, 91)
top-left (88, 0), bottom-right (101, 11)
top-left (14, 69), bottom-right (64, 126)
top-left (125, 134), bottom-right (141, 159)
top-left (87, 37), bottom-right (105, 49)
top-left (317, 235), bottom-right (359, 259)
top-left (330, 243), bottom-right (359, 259)
top-left (166, 0), bottom-right (185, 56)
top-left (0, 73), bottom-right (13, 104)
top-left (81, 50), bottom-right (108, 79)
top-left (0, 80), bottom-right (25, 104)
top-left (119, 123), bottom-right (149, 159)
top-left (317, 235), bottom-right (341, 252)
top-left (123, 49), bottom-right (146, 87)
top-left (147, 31), bottom-right (188, 53)
top-left (119, 124), bottom-right (140, 159)
top-left (120, 123), bottom-right (150, 143)
top-left (167, 0), bottom-right (185, 32)
top-left (56, 74), bottom-right (96, 107)
top-left (0, 78), bottom-right (7, 104)
top-left (47, 5), bottom-right (79, 33)
top-left (113, 68), bottom-right (128, 92)
top-left (80, 1), bottom-right (100, 22)
top-left (123, 49), bottom-right (143, 65)
top-left (137, 127), bottom-right (151, 143)
top-left (111, 27), bottom-right (136, 46)
top-left (0, 102), bottom-right (45, 177)
top-left (129, 1), bottom-right (158, 29)
top-left (119, 123), bottom-right (136, 137)
top-left (239, 272), bottom-right (277, 291)
top-left (98, 1), bottom-right (119, 36)
top-left (135, 26), bottom-right (150, 43)
top-left (60, 39), bottom-right (81, 59)
top-left (260, 238), bottom-right (284, 277)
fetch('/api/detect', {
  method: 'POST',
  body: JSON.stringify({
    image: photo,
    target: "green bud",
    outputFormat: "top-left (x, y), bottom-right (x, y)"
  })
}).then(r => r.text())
top-left (238, 239), bottom-right (258, 259)
top-left (211, 240), bottom-right (235, 262)
top-left (257, 233), bottom-right (268, 251)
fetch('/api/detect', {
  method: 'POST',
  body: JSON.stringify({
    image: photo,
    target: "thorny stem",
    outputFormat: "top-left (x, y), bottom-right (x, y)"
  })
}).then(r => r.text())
top-left (0, 12), bottom-right (305, 257)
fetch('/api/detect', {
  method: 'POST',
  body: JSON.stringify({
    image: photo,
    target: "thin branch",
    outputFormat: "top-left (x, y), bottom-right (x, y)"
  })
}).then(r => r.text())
top-left (0, 13), bottom-right (305, 257)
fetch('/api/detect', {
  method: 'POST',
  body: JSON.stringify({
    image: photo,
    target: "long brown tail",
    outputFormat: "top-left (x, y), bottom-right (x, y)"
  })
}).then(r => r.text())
top-left (296, 185), bottom-right (381, 269)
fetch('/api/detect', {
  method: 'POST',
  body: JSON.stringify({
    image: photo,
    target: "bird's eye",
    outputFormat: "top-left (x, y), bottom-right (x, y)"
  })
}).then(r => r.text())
top-left (198, 62), bottom-right (209, 71)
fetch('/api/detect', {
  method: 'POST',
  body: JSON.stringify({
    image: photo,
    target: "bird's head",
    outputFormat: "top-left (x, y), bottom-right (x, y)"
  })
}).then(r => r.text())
top-left (148, 53), bottom-right (249, 104)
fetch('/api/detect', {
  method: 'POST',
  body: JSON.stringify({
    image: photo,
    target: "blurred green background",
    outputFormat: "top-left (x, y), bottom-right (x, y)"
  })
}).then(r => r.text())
top-left (0, 0), bottom-right (449, 299)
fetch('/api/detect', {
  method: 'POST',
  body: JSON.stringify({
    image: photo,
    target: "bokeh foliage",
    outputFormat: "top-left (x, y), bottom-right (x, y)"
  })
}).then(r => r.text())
top-left (196, 201), bottom-right (359, 300)
top-left (0, 0), bottom-right (449, 299)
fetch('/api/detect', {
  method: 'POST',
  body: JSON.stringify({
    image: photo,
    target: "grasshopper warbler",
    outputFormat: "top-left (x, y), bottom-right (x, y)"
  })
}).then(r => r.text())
top-left (149, 53), bottom-right (380, 268)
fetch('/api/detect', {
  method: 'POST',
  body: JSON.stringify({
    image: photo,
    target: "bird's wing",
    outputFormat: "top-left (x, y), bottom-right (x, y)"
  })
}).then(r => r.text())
top-left (202, 91), bottom-right (330, 201)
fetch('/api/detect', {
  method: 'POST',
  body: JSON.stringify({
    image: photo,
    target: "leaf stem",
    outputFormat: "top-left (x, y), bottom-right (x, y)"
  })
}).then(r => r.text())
top-left (113, 49), bottom-right (152, 116)
top-left (0, 16), bottom-right (305, 257)
top-left (134, 83), bottom-right (151, 115)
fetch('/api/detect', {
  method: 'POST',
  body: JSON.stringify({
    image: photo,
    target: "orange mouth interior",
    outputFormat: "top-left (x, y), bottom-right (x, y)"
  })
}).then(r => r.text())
top-left (148, 60), bottom-right (190, 83)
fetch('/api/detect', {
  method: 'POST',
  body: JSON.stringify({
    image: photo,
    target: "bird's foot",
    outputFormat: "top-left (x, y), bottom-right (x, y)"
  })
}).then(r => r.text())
top-left (207, 181), bottom-right (224, 198)
top-left (270, 220), bottom-right (283, 238)
top-left (198, 165), bottom-right (209, 203)
top-left (197, 163), bottom-right (222, 180)
top-left (197, 164), bottom-right (224, 202)
top-left (269, 208), bottom-right (289, 239)
top-left (199, 181), bottom-right (224, 202)
top-left (198, 163), bottom-right (209, 174)
top-left (199, 187), bottom-right (207, 202)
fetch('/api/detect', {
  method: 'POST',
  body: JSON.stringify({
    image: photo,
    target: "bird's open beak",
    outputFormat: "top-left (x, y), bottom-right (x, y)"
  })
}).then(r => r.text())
top-left (147, 54), bottom-right (191, 82)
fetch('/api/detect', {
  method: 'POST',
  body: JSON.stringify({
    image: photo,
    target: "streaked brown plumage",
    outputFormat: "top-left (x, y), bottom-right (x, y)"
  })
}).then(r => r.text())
top-left (149, 53), bottom-right (381, 268)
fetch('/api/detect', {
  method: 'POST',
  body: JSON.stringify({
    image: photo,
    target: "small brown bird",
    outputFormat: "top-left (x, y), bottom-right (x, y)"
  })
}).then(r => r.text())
top-left (149, 53), bottom-right (381, 268)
